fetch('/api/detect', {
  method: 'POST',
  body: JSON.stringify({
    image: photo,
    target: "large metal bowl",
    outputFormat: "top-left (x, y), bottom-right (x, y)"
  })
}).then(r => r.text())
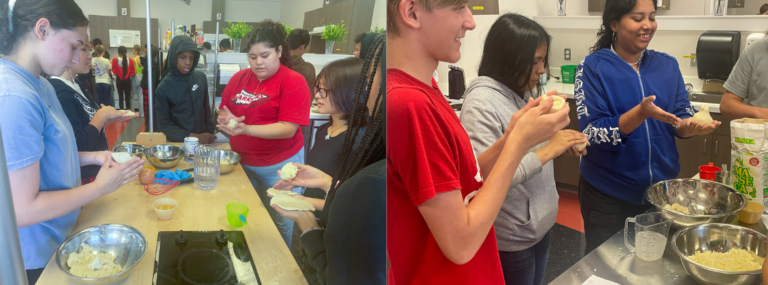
top-left (112, 144), bottom-right (145, 160)
top-left (671, 223), bottom-right (766, 285)
top-left (646, 179), bottom-right (747, 230)
top-left (56, 224), bottom-right (147, 284)
top-left (143, 144), bottom-right (185, 169)
top-left (219, 150), bottom-right (241, 174)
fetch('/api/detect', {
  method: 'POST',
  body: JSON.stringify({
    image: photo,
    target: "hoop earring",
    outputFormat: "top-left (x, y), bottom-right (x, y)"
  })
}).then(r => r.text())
top-left (612, 33), bottom-right (617, 43)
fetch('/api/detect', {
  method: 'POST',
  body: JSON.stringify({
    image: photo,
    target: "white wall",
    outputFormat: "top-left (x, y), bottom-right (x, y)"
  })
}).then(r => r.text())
top-left (280, 0), bottom-right (324, 30)
top-left (227, 0), bottom-right (282, 24)
top-left (729, 0), bottom-right (768, 15)
top-left (371, 0), bottom-right (387, 31)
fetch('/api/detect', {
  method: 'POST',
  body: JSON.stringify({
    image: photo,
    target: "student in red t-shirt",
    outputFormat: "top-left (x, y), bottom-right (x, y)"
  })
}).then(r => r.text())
top-left (386, 1), bottom-right (572, 284)
top-left (217, 20), bottom-right (311, 249)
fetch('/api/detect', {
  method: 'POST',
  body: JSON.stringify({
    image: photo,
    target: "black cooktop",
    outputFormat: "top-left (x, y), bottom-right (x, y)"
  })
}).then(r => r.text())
top-left (153, 230), bottom-right (261, 285)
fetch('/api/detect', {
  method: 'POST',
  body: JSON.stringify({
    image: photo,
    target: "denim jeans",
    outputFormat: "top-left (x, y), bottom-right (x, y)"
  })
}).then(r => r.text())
top-left (241, 148), bottom-right (305, 249)
top-left (96, 83), bottom-right (113, 107)
top-left (498, 231), bottom-right (552, 285)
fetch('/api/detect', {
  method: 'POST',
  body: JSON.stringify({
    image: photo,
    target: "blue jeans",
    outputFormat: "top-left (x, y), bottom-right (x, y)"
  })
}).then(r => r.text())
top-left (498, 231), bottom-right (551, 285)
top-left (96, 83), bottom-right (113, 107)
top-left (241, 148), bottom-right (305, 249)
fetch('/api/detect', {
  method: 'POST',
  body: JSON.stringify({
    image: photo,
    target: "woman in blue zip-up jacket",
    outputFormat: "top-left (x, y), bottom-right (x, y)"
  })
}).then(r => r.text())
top-left (575, 0), bottom-right (721, 255)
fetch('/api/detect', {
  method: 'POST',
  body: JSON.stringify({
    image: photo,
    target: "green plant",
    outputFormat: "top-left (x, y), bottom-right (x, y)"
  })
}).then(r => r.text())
top-left (282, 23), bottom-right (294, 36)
top-left (371, 26), bottom-right (385, 33)
top-left (321, 24), bottom-right (348, 42)
top-left (222, 21), bottom-right (252, 39)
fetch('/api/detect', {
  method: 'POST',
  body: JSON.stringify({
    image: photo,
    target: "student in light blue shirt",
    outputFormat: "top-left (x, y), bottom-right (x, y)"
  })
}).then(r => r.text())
top-left (0, 0), bottom-right (145, 283)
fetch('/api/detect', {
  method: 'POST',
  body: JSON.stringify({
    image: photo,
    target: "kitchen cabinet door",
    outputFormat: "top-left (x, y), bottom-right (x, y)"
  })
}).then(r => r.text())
top-left (303, 10), bottom-right (317, 31)
top-left (711, 135), bottom-right (732, 172)
top-left (676, 135), bottom-right (712, 178)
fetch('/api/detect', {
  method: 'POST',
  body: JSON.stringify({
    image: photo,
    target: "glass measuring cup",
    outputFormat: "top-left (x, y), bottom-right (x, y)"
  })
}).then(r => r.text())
top-left (624, 212), bottom-right (674, 261)
top-left (194, 144), bottom-right (220, 190)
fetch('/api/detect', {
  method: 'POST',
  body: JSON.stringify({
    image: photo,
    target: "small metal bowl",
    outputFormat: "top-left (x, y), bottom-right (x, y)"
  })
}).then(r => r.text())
top-left (56, 224), bottom-right (147, 284)
top-left (112, 144), bottom-right (145, 160)
top-left (646, 178), bottom-right (747, 230)
top-left (143, 145), bottom-right (185, 169)
top-left (219, 150), bottom-right (241, 174)
top-left (672, 223), bottom-right (766, 285)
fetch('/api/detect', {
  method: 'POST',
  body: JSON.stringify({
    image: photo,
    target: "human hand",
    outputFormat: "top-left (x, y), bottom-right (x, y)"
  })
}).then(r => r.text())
top-left (93, 155), bottom-right (144, 196)
top-left (271, 203), bottom-right (318, 226)
top-left (539, 130), bottom-right (587, 160)
top-left (508, 95), bottom-right (571, 150)
top-left (217, 106), bottom-right (245, 126)
top-left (276, 163), bottom-right (332, 191)
top-left (504, 90), bottom-right (564, 138)
top-left (676, 117), bottom-right (721, 137)
top-left (638, 96), bottom-right (681, 126)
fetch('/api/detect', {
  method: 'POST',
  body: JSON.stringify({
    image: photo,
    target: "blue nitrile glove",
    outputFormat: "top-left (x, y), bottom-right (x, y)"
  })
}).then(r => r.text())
top-left (175, 169), bottom-right (192, 180)
top-left (154, 170), bottom-right (181, 182)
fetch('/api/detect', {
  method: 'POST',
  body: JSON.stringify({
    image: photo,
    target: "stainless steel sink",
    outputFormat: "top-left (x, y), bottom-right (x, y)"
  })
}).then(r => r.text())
top-left (689, 92), bottom-right (723, 104)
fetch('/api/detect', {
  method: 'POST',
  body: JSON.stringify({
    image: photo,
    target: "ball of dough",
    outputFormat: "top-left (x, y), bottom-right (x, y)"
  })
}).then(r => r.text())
top-left (123, 111), bottom-right (135, 117)
top-left (542, 94), bottom-right (566, 114)
top-left (575, 142), bottom-right (587, 149)
top-left (111, 152), bottom-right (133, 164)
top-left (270, 193), bottom-right (315, 211)
top-left (227, 119), bottom-right (237, 128)
top-left (692, 105), bottom-right (713, 125)
top-left (267, 188), bottom-right (298, 196)
top-left (280, 163), bottom-right (299, 179)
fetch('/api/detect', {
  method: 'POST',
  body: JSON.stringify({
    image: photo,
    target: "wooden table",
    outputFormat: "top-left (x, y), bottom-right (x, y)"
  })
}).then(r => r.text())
top-left (36, 143), bottom-right (307, 285)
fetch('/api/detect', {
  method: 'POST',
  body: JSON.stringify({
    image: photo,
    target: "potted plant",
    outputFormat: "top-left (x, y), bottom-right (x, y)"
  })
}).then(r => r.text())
top-left (321, 24), bottom-right (348, 54)
top-left (372, 26), bottom-right (386, 33)
top-left (222, 21), bottom-right (252, 52)
top-left (282, 23), bottom-right (294, 36)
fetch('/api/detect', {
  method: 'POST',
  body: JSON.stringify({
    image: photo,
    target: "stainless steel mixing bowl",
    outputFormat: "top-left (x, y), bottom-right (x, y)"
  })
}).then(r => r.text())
top-left (671, 223), bottom-right (766, 285)
top-left (56, 224), bottom-right (147, 284)
top-left (219, 150), bottom-right (241, 174)
top-left (143, 144), bottom-right (185, 169)
top-left (646, 179), bottom-right (747, 230)
top-left (112, 144), bottom-right (145, 160)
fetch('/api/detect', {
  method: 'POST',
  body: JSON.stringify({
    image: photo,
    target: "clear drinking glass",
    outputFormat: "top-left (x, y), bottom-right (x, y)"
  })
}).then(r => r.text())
top-left (194, 144), bottom-right (220, 190)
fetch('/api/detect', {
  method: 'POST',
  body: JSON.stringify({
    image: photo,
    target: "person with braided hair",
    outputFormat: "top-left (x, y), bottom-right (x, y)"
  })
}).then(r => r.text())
top-left (269, 33), bottom-right (386, 285)
top-left (217, 19), bottom-right (311, 249)
top-left (0, 0), bottom-right (144, 283)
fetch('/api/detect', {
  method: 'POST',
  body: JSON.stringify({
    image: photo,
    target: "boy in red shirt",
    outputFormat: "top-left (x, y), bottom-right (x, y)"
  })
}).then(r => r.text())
top-left (386, 0), bottom-right (572, 283)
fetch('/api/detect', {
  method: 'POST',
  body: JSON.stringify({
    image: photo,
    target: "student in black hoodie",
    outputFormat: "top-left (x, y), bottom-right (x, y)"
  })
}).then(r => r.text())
top-left (155, 35), bottom-right (216, 143)
top-left (50, 36), bottom-right (138, 183)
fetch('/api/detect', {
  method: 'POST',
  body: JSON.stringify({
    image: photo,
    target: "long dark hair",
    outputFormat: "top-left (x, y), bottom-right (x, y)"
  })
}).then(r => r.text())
top-left (478, 13), bottom-right (550, 97)
top-left (247, 20), bottom-right (292, 68)
top-left (591, 0), bottom-right (657, 53)
top-left (321, 34), bottom-right (386, 226)
top-left (118, 46), bottom-right (128, 77)
top-left (315, 57), bottom-right (365, 123)
top-left (0, 0), bottom-right (88, 55)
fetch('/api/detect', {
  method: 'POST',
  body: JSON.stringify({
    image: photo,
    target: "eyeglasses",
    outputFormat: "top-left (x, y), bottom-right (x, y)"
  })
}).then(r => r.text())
top-left (314, 86), bottom-right (330, 98)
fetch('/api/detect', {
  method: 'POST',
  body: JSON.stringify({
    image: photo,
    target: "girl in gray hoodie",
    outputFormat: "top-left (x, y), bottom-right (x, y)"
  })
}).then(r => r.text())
top-left (460, 13), bottom-right (587, 285)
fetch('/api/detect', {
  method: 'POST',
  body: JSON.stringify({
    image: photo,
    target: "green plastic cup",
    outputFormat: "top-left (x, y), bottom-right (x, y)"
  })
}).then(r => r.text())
top-left (226, 203), bottom-right (249, 228)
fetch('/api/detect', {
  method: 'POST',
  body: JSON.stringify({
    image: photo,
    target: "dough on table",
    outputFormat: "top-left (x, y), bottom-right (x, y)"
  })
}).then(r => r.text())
top-left (665, 203), bottom-right (690, 214)
top-left (111, 152), bottom-right (133, 164)
top-left (270, 193), bottom-right (315, 211)
top-left (267, 188), bottom-right (298, 196)
top-left (280, 163), bottom-right (298, 179)
top-left (227, 119), bottom-right (237, 128)
top-left (66, 243), bottom-right (123, 278)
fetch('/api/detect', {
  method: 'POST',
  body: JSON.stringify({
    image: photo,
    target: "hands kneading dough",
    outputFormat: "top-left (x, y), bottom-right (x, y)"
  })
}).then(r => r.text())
top-left (111, 153), bottom-right (133, 164)
top-left (267, 188), bottom-right (298, 196)
top-left (541, 94), bottom-right (566, 114)
top-left (692, 105), bottom-right (713, 125)
top-left (270, 193), bottom-right (315, 211)
top-left (280, 163), bottom-right (298, 179)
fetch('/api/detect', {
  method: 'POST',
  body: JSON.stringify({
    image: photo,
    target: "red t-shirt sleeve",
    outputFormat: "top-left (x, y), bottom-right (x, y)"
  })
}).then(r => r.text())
top-left (219, 71), bottom-right (242, 111)
top-left (277, 72), bottom-right (311, 126)
top-left (388, 88), bottom-right (462, 207)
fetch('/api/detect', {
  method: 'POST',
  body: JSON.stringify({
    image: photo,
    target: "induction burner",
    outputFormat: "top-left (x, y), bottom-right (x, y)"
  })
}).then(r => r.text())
top-left (153, 230), bottom-right (261, 285)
